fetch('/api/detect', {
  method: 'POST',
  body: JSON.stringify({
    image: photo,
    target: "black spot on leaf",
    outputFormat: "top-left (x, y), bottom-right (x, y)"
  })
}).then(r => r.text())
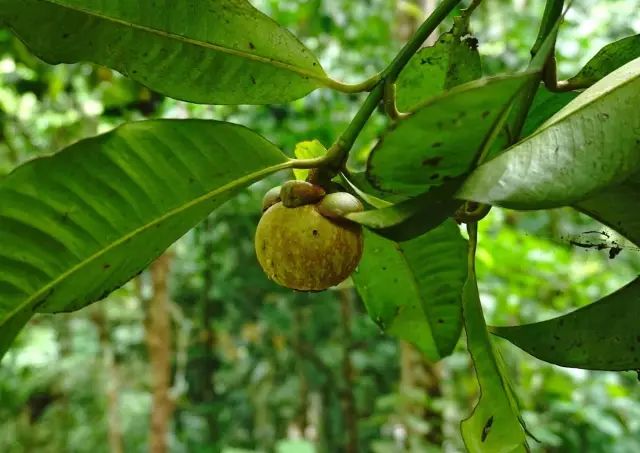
top-left (422, 156), bottom-right (443, 166)
top-left (481, 416), bottom-right (494, 442)
top-left (609, 246), bottom-right (622, 259)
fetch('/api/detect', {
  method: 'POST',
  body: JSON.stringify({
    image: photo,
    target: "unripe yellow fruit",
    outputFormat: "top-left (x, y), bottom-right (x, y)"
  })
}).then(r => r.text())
top-left (255, 202), bottom-right (363, 291)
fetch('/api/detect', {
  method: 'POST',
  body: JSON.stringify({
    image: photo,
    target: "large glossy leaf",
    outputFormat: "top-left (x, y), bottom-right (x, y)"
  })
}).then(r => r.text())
top-left (461, 226), bottom-right (527, 452)
top-left (491, 277), bottom-right (640, 371)
top-left (0, 0), bottom-right (327, 105)
top-left (0, 120), bottom-right (289, 359)
top-left (567, 34), bottom-right (640, 88)
top-left (575, 169), bottom-right (640, 248)
top-left (352, 221), bottom-right (467, 360)
top-left (458, 57), bottom-right (640, 209)
top-left (395, 28), bottom-right (481, 112)
top-left (367, 73), bottom-right (537, 197)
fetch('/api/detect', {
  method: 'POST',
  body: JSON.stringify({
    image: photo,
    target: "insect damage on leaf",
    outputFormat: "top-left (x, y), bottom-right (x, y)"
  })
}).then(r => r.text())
top-left (481, 415), bottom-right (494, 442)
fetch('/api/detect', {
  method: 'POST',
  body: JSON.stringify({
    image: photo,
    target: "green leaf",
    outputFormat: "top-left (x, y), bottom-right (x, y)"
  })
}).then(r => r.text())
top-left (575, 170), bottom-right (640, 247)
top-left (458, 57), bottom-right (640, 209)
top-left (491, 277), bottom-right (640, 371)
top-left (346, 176), bottom-right (465, 242)
top-left (395, 29), bottom-right (481, 112)
top-left (352, 221), bottom-right (467, 360)
top-left (0, 0), bottom-right (327, 105)
top-left (0, 119), bottom-right (289, 359)
top-left (461, 226), bottom-right (527, 452)
top-left (293, 140), bottom-right (326, 181)
top-left (567, 34), bottom-right (640, 88)
top-left (367, 73), bottom-right (537, 197)
top-left (521, 88), bottom-right (577, 137)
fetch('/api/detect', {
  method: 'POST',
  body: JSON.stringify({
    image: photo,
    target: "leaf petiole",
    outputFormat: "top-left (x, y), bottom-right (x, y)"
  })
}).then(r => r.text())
top-left (289, 0), bottom-right (464, 173)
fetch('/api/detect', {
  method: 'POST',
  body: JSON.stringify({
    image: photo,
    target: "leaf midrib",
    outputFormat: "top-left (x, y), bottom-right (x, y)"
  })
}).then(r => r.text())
top-left (1, 158), bottom-right (292, 325)
top-left (36, 0), bottom-right (328, 84)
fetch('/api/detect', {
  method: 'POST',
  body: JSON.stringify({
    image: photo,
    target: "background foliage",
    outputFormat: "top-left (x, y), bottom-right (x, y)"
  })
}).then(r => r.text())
top-left (1, 0), bottom-right (639, 452)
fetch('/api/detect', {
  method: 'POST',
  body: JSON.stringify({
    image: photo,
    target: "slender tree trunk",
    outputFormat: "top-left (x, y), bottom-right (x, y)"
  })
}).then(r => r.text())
top-left (399, 341), bottom-right (444, 446)
top-left (195, 217), bottom-right (222, 445)
top-left (145, 253), bottom-right (175, 453)
top-left (201, 235), bottom-right (220, 445)
top-left (393, 2), bottom-right (443, 445)
top-left (92, 308), bottom-right (124, 453)
top-left (339, 288), bottom-right (358, 453)
top-left (294, 308), bottom-right (310, 436)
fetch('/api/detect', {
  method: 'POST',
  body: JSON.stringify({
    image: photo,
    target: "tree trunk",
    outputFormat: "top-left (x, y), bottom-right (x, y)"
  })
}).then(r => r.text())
top-left (92, 308), bottom-right (124, 453)
top-left (193, 216), bottom-right (222, 446)
top-left (393, 0), bottom-right (444, 446)
top-left (294, 307), bottom-right (310, 436)
top-left (399, 341), bottom-right (444, 446)
top-left (339, 288), bottom-right (358, 453)
top-left (145, 253), bottom-right (175, 453)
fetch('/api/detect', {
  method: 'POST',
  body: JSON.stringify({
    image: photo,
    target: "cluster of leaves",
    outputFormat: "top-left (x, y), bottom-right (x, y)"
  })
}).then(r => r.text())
top-left (0, 0), bottom-right (639, 451)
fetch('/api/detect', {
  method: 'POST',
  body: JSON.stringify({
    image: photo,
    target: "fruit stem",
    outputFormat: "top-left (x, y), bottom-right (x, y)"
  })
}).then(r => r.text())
top-left (290, 0), bottom-right (463, 173)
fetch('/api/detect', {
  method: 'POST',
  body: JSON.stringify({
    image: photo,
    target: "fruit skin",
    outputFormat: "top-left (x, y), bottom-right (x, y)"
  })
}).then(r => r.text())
top-left (255, 202), bottom-right (363, 291)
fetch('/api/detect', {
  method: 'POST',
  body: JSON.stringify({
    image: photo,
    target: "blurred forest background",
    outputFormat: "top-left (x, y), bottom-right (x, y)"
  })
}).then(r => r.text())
top-left (1, 0), bottom-right (640, 452)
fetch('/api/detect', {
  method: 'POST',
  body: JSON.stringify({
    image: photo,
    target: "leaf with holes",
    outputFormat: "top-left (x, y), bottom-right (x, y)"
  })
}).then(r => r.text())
top-left (461, 228), bottom-right (527, 452)
top-left (367, 73), bottom-right (537, 197)
top-left (0, 0), bottom-right (328, 104)
top-left (352, 221), bottom-right (467, 360)
top-left (395, 28), bottom-right (481, 112)
top-left (491, 277), bottom-right (640, 371)
top-left (458, 57), bottom-right (640, 209)
top-left (0, 119), bottom-right (289, 360)
top-left (567, 34), bottom-right (640, 88)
